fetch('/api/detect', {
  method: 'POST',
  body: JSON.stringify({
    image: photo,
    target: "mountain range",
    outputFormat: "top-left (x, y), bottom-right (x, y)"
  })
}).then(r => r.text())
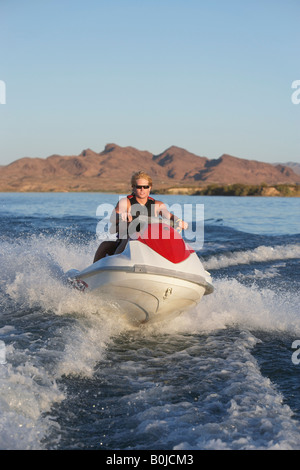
top-left (0, 143), bottom-right (299, 193)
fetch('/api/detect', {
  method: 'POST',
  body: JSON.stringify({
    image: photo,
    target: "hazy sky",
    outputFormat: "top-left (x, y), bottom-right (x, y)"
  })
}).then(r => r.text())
top-left (1, 0), bottom-right (299, 165)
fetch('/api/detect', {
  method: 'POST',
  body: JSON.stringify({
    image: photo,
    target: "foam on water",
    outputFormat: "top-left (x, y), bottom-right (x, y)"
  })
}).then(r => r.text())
top-left (108, 331), bottom-right (300, 450)
top-left (0, 235), bottom-right (129, 448)
top-left (0, 234), bottom-right (300, 449)
top-left (170, 331), bottom-right (300, 450)
top-left (204, 243), bottom-right (300, 270)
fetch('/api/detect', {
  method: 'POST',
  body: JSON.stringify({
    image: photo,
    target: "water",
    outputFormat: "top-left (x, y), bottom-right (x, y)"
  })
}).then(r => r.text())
top-left (0, 192), bottom-right (299, 450)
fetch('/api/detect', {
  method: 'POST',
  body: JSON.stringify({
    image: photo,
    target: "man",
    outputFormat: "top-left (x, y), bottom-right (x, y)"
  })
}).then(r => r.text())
top-left (93, 170), bottom-right (188, 262)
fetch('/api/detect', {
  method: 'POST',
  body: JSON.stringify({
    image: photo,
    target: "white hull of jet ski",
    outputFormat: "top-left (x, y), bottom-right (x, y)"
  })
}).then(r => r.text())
top-left (66, 222), bottom-right (214, 326)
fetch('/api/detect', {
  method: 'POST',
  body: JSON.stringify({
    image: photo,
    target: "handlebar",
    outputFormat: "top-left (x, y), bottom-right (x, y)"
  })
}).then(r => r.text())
top-left (137, 215), bottom-right (175, 227)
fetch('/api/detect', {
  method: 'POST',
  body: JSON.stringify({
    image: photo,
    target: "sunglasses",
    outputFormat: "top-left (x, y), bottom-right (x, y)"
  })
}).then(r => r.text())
top-left (135, 185), bottom-right (150, 189)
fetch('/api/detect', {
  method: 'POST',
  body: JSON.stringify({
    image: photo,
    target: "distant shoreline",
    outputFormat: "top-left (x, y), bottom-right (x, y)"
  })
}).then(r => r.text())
top-left (0, 183), bottom-right (299, 196)
top-left (153, 183), bottom-right (300, 197)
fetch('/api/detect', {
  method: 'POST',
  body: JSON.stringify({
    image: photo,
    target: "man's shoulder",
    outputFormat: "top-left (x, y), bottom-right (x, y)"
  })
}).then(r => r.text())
top-left (154, 198), bottom-right (164, 205)
top-left (116, 196), bottom-right (131, 209)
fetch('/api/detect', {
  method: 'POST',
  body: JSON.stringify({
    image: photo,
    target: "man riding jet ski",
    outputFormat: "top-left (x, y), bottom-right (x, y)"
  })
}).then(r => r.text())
top-left (66, 171), bottom-right (214, 325)
top-left (93, 170), bottom-right (188, 262)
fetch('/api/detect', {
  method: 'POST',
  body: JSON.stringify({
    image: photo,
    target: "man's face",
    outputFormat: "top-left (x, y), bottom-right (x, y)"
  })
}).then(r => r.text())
top-left (133, 178), bottom-right (151, 199)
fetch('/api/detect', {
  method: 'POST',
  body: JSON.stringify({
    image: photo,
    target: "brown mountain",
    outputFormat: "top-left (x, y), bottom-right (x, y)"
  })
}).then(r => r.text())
top-left (0, 143), bottom-right (299, 192)
top-left (276, 161), bottom-right (300, 175)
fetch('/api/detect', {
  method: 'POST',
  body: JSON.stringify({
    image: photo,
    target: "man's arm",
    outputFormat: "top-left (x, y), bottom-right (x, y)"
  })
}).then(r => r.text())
top-left (109, 197), bottom-right (132, 234)
top-left (155, 200), bottom-right (188, 230)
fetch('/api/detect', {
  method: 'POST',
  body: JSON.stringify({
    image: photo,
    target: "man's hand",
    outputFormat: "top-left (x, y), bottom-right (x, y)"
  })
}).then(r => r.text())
top-left (175, 218), bottom-right (188, 231)
top-left (119, 212), bottom-right (133, 222)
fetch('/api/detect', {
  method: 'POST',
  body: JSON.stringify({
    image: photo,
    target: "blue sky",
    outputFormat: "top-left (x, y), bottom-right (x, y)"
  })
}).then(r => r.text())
top-left (1, 0), bottom-right (299, 165)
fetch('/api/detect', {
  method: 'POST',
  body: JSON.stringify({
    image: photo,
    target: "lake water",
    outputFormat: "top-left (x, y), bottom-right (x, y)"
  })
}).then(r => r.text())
top-left (0, 192), bottom-right (299, 451)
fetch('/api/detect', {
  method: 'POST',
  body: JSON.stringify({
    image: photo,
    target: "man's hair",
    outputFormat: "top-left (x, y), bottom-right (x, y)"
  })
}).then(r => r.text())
top-left (131, 171), bottom-right (153, 187)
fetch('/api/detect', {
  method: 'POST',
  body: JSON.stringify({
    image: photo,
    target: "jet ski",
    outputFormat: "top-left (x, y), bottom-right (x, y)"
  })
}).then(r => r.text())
top-left (66, 216), bottom-right (214, 326)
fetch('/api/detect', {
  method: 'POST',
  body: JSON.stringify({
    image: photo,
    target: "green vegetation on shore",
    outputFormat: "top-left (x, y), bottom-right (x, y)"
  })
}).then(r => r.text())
top-left (154, 183), bottom-right (300, 197)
